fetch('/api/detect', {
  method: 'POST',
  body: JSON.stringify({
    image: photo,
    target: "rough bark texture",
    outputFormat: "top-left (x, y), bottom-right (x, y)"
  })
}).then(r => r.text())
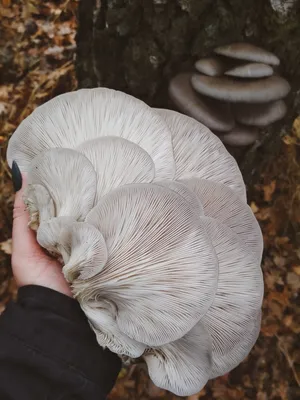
top-left (76, 0), bottom-right (300, 185)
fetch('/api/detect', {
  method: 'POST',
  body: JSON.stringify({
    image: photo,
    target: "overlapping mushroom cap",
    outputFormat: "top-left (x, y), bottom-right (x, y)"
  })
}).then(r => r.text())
top-left (7, 87), bottom-right (264, 396)
top-left (169, 42), bottom-right (290, 147)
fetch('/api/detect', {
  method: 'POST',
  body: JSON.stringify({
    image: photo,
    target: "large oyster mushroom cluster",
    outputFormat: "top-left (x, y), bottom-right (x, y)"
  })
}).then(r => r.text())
top-left (7, 88), bottom-right (264, 396)
top-left (169, 43), bottom-right (291, 146)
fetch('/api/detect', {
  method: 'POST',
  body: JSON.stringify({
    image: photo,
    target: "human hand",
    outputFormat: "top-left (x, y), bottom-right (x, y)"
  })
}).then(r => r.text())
top-left (11, 161), bottom-right (72, 297)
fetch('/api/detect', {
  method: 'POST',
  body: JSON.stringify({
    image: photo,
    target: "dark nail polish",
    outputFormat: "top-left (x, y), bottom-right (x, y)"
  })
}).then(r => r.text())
top-left (11, 161), bottom-right (22, 192)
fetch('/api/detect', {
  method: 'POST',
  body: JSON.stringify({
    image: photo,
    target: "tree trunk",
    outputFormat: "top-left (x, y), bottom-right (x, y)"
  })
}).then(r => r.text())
top-left (76, 0), bottom-right (300, 185)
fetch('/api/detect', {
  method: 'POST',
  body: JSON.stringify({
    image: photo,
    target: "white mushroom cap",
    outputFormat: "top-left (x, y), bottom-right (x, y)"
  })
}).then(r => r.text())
top-left (27, 148), bottom-right (97, 221)
top-left (181, 178), bottom-right (263, 261)
top-left (214, 42), bottom-right (280, 66)
top-left (37, 217), bottom-right (108, 282)
top-left (201, 217), bottom-right (263, 377)
top-left (225, 63), bottom-right (274, 78)
top-left (83, 183), bottom-right (218, 346)
top-left (168, 73), bottom-right (235, 132)
top-left (76, 136), bottom-right (155, 201)
top-left (219, 125), bottom-right (259, 147)
top-left (7, 88), bottom-right (175, 179)
top-left (144, 323), bottom-right (212, 396)
top-left (191, 74), bottom-right (291, 103)
top-left (234, 100), bottom-right (287, 127)
top-left (194, 57), bottom-right (227, 77)
top-left (155, 109), bottom-right (246, 201)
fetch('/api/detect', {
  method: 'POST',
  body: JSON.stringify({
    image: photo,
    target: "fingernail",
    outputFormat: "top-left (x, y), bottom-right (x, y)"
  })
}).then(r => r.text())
top-left (11, 161), bottom-right (23, 192)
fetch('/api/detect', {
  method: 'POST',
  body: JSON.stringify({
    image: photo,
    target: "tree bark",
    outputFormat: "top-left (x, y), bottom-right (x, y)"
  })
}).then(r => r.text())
top-left (76, 0), bottom-right (300, 185)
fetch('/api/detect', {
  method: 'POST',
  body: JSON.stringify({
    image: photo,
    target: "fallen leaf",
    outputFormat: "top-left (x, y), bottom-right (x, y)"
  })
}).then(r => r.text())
top-left (263, 180), bottom-right (276, 202)
top-left (292, 116), bottom-right (300, 139)
top-left (0, 238), bottom-right (12, 255)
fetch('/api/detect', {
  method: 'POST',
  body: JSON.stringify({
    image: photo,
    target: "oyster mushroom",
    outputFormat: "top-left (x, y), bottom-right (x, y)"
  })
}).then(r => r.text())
top-left (214, 42), bottom-right (280, 66)
top-left (7, 86), bottom-right (264, 397)
top-left (191, 74), bottom-right (291, 103)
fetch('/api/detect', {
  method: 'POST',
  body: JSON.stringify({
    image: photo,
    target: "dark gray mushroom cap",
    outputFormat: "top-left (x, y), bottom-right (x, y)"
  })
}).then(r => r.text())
top-left (234, 100), bottom-right (287, 127)
top-left (225, 63), bottom-right (273, 78)
top-left (168, 73), bottom-right (235, 131)
top-left (218, 125), bottom-right (258, 147)
top-left (191, 75), bottom-right (291, 103)
top-left (214, 43), bottom-right (280, 66)
top-left (194, 57), bottom-right (227, 77)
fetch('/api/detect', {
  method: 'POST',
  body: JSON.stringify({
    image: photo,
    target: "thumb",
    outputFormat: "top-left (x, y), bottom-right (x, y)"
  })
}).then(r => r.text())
top-left (11, 162), bottom-right (41, 257)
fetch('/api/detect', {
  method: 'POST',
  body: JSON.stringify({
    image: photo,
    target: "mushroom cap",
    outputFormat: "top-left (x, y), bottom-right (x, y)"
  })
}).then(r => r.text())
top-left (155, 109), bottom-right (246, 201)
top-left (225, 63), bottom-right (274, 78)
top-left (144, 323), bottom-right (212, 396)
top-left (218, 125), bottom-right (259, 147)
top-left (76, 136), bottom-right (155, 202)
top-left (191, 74), bottom-right (291, 103)
top-left (27, 148), bottom-right (97, 221)
top-left (83, 183), bottom-right (219, 347)
top-left (194, 57), bottom-right (227, 77)
top-left (201, 217), bottom-right (263, 377)
top-left (234, 100), bottom-right (287, 126)
top-left (6, 88), bottom-right (175, 180)
top-left (37, 218), bottom-right (108, 282)
top-left (168, 73), bottom-right (235, 131)
top-left (214, 42), bottom-right (280, 66)
top-left (181, 178), bottom-right (263, 261)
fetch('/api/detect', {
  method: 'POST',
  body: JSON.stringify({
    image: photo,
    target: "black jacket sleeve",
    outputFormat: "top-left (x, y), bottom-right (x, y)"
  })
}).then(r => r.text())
top-left (0, 285), bottom-right (121, 400)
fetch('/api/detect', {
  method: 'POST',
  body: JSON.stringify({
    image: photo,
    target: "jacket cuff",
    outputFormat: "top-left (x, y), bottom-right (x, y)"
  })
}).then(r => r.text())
top-left (0, 284), bottom-right (121, 395)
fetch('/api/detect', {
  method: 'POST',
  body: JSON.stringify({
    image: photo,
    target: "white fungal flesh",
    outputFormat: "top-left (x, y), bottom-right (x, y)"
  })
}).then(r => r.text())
top-left (201, 217), bottom-right (263, 377)
top-left (144, 322), bottom-right (212, 396)
top-left (77, 136), bottom-right (155, 201)
top-left (84, 183), bottom-right (219, 346)
top-left (6, 88), bottom-right (175, 179)
top-left (28, 148), bottom-right (97, 221)
top-left (156, 109), bottom-right (247, 201)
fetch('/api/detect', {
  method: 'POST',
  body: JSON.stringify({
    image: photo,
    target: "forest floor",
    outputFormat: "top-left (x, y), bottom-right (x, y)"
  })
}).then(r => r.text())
top-left (0, 1), bottom-right (299, 399)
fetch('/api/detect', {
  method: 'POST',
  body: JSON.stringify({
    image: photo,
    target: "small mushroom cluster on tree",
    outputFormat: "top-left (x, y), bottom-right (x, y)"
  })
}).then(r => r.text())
top-left (7, 88), bottom-right (264, 396)
top-left (169, 43), bottom-right (291, 147)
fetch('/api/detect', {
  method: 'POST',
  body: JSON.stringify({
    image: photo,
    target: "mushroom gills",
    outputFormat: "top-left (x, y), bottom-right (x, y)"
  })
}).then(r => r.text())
top-left (84, 183), bottom-right (218, 347)
top-left (155, 108), bottom-right (246, 201)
